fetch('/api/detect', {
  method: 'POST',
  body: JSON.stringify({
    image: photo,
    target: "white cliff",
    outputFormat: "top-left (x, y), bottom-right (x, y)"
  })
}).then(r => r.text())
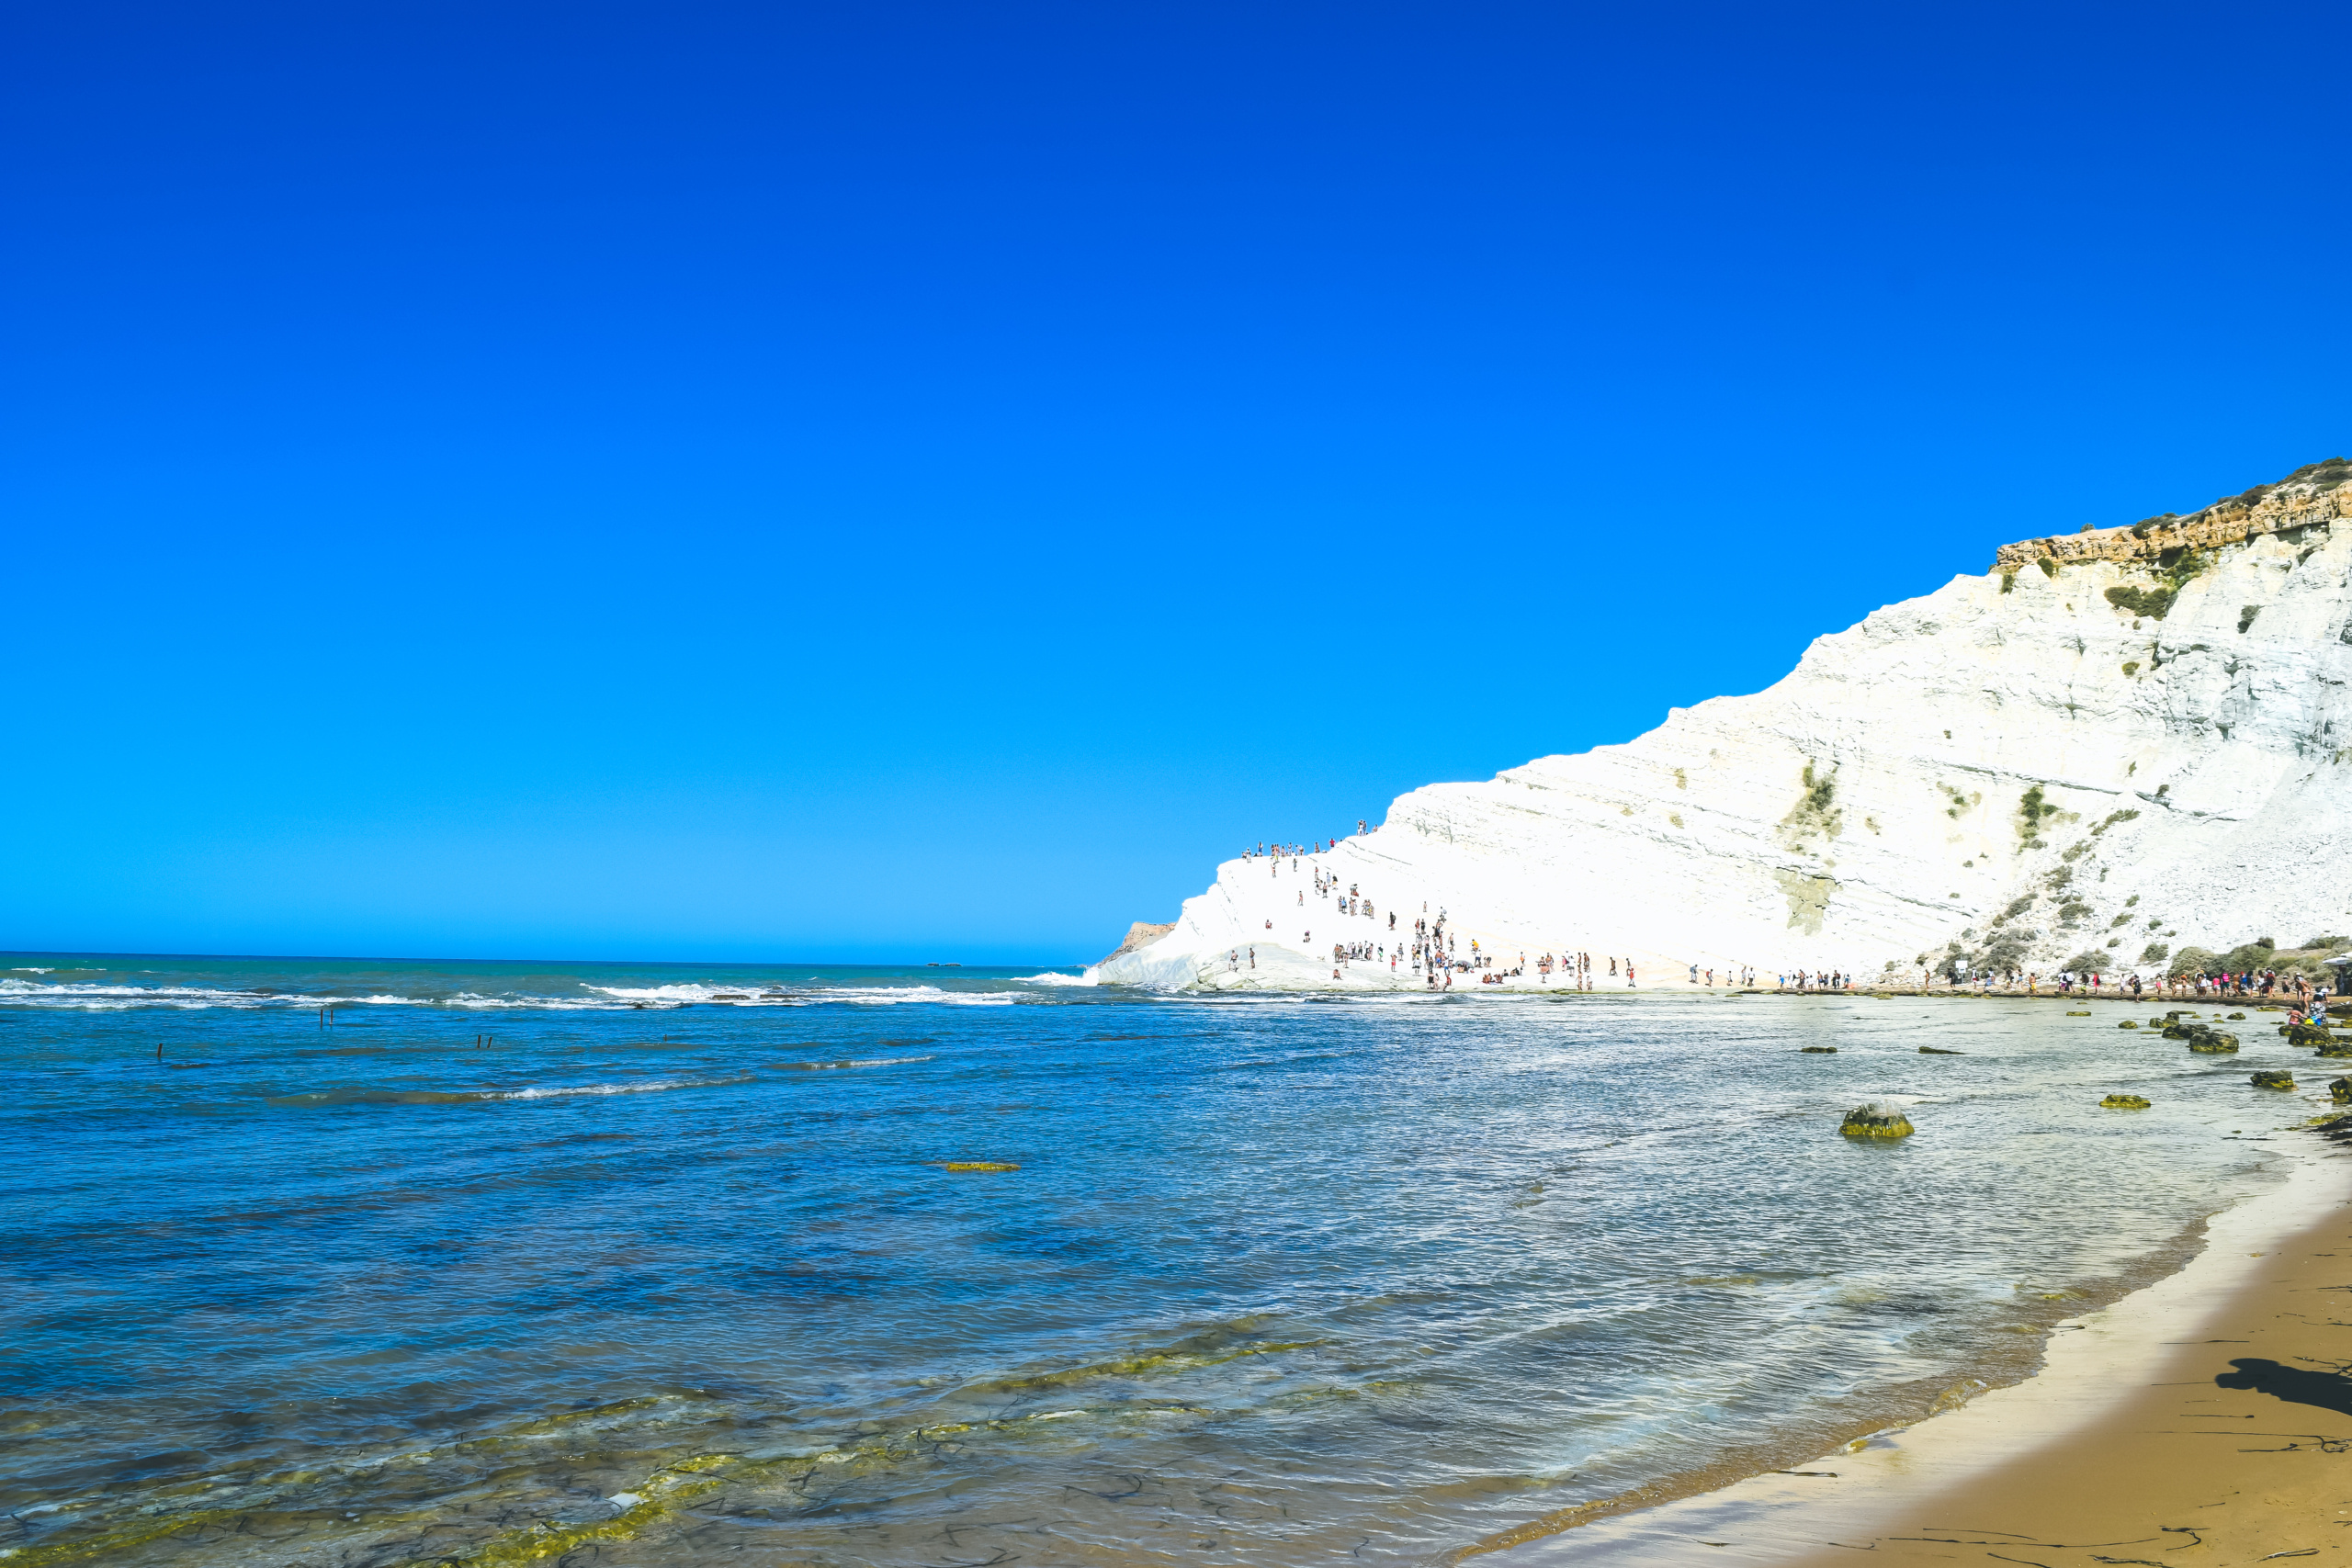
top-left (1100, 459), bottom-right (2352, 991)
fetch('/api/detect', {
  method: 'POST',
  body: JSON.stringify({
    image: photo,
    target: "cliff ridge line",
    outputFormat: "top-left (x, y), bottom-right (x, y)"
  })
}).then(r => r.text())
top-left (1990, 457), bottom-right (2348, 573)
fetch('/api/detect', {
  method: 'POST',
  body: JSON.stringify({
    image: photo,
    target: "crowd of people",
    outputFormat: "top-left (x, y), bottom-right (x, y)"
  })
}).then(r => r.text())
top-left (1232, 840), bottom-right (2349, 1007)
top-left (1910, 964), bottom-right (2340, 1004)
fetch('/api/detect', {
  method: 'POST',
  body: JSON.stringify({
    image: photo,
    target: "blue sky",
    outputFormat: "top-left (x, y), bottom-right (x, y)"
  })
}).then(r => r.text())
top-left (6, 1), bottom-right (2347, 964)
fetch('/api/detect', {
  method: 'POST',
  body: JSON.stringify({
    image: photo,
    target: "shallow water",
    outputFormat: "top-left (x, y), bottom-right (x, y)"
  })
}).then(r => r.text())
top-left (0, 954), bottom-right (2320, 1565)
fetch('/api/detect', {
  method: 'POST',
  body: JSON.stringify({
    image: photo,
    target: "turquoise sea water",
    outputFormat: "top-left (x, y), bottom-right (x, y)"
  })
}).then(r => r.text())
top-left (0, 953), bottom-right (2315, 1566)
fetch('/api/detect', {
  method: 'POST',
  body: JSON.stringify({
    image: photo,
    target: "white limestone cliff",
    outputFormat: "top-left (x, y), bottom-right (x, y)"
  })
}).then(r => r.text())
top-left (1100, 460), bottom-right (2352, 991)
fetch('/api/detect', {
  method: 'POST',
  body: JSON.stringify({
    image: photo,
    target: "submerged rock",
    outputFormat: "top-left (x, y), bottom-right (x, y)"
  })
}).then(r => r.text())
top-left (1840, 1104), bottom-right (1914, 1139)
top-left (934, 1161), bottom-right (1022, 1173)
top-left (2100, 1093), bottom-right (2152, 1110)
top-left (2312, 1111), bottom-right (2352, 1143)
top-left (2066, 1010), bottom-right (2091, 1016)
top-left (2251, 1070), bottom-right (2296, 1090)
top-left (1799, 1045), bottom-right (1838, 1054)
top-left (1918, 1045), bottom-right (1962, 1054)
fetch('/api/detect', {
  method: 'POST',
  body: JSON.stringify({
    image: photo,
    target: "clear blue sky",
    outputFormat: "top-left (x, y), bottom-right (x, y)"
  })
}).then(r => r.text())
top-left (5, 2), bottom-right (2346, 964)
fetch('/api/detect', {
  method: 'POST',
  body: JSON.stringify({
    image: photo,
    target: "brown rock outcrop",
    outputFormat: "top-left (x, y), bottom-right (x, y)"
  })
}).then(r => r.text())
top-left (1990, 457), bottom-right (2349, 574)
top-left (1095, 920), bottom-right (1176, 968)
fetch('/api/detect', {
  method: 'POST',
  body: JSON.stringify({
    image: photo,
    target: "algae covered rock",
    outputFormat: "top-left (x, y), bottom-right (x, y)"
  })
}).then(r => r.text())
top-left (1918, 1045), bottom-right (1962, 1055)
top-left (2250, 1070), bottom-right (2296, 1090)
top-left (2284, 1020), bottom-right (2340, 1048)
top-left (2066, 1010), bottom-right (2091, 1016)
top-left (1839, 1104), bottom-right (1914, 1139)
top-left (2227, 1012), bottom-right (2247, 1021)
top-left (1798, 1045), bottom-right (1838, 1054)
top-left (2332, 1077), bottom-right (2352, 1105)
top-left (2100, 1093), bottom-right (2152, 1110)
top-left (2168, 1021), bottom-right (2240, 1052)
top-left (2118, 1020), bottom-right (2139, 1030)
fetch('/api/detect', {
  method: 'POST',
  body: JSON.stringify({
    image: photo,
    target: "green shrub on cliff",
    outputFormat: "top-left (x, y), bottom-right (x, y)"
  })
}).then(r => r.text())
top-left (2105, 584), bottom-right (2177, 620)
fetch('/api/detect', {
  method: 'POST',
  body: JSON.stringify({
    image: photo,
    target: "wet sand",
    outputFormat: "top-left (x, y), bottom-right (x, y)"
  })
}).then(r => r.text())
top-left (1494, 1134), bottom-right (2352, 1567)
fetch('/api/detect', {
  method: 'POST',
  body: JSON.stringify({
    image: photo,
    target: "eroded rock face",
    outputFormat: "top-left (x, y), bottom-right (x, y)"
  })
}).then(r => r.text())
top-left (1102, 460), bottom-right (2352, 990)
top-left (1094, 921), bottom-right (1177, 968)
top-left (1990, 459), bottom-right (2349, 574)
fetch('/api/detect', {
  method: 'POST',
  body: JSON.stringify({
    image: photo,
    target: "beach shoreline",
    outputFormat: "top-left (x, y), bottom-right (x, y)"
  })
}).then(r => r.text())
top-left (1480, 1122), bottom-right (2352, 1566)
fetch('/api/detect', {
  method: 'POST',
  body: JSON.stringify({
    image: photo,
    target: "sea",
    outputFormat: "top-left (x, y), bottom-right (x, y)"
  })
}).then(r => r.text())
top-left (0, 953), bottom-right (2316, 1567)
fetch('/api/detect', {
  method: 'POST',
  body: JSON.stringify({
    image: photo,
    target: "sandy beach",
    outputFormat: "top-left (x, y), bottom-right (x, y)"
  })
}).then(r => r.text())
top-left (1488, 1125), bottom-right (2352, 1568)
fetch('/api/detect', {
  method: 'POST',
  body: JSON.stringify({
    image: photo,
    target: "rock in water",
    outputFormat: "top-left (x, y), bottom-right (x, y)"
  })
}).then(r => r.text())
top-left (1094, 461), bottom-right (2352, 992)
top-left (1840, 1104), bottom-right (1915, 1139)
top-left (2168, 1022), bottom-right (2241, 1053)
top-left (2250, 1070), bottom-right (2296, 1090)
top-left (1799, 1045), bottom-right (1838, 1054)
top-left (2332, 1077), bottom-right (2352, 1105)
top-left (2118, 1020), bottom-right (2139, 1029)
top-left (1919, 1045), bottom-right (1962, 1054)
top-left (2100, 1093), bottom-right (2153, 1109)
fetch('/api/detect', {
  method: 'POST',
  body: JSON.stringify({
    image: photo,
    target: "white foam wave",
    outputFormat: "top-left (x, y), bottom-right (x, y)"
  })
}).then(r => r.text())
top-left (492, 1075), bottom-right (754, 1100)
top-left (0, 977), bottom-right (1031, 1010)
top-left (1017, 971), bottom-right (1097, 987)
top-left (444, 991), bottom-right (643, 1010)
top-left (0, 981), bottom-right (496, 1010)
top-left (799, 986), bottom-right (1018, 1007)
top-left (581, 984), bottom-right (798, 1006)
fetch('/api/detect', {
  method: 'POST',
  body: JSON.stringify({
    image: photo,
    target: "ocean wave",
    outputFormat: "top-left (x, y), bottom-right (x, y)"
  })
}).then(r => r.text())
top-left (778, 1055), bottom-right (935, 1071)
top-left (582, 984), bottom-right (798, 1006)
top-left (0, 977), bottom-right (1028, 1011)
top-left (497, 1075), bottom-right (754, 1100)
top-left (1017, 971), bottom-right (1097, 987)
top-left (0, 981), bottom-right (422, 1010)
top-left (443, 991), bottom-right (642, 1010)
top-left (799, 987), bottom-right (1019, 1007)
top-left (268, 1075), bottom-right (755, 1109)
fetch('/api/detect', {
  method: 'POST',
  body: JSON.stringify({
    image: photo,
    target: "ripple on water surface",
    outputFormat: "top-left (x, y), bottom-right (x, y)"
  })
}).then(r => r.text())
top-left (0, 963), bottom-right (2312, 1565)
